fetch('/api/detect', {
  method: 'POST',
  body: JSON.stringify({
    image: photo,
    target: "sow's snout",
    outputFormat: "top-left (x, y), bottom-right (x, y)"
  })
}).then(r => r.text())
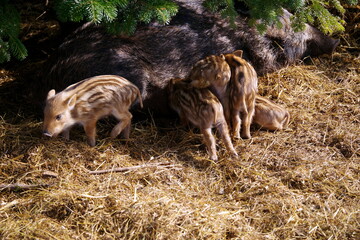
top-left (305, 28), bottom-right (340, 58)
top-left (329, 38), bottom-right (340, 54)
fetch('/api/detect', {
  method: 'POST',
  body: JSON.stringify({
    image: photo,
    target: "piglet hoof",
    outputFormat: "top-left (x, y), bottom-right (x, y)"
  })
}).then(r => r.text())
top-left (233, 135), bottom-right (241, 140)
top-left (240, 133), bottom-right (251, 139)
top-left (120, 129), bottom-right (130, 139)
top-left (87, 139), bottom-right (96, 147)
top-left (209, 154), bottom-right (218, 161)
top-left (231, 152), bottom-right (239, 159)
top-left (110, 131), bottom-right (118, 139)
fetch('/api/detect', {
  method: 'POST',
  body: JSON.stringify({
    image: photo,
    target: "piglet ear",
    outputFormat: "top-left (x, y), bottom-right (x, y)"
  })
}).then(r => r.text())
top-left (233, 50), bottom-right (243, 58)
top-left (68, 94), bottom-right (77, 110)
top-left (47, 89), bottom-right (56, 100)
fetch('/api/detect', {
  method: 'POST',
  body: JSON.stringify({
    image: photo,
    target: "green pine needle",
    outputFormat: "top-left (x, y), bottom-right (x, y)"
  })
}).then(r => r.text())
top-left (0, 39), bottom-right (11, 63)
top-left (8, 34), bottom-right (27, 61)
top-left (0, 0), bottom-right (27, 62)
top-left (0, 0), bottom-right (359, 63)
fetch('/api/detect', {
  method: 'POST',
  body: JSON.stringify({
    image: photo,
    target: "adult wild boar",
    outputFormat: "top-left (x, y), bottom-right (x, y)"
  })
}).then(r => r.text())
top-left (41, 0), bottom-right (339, 116)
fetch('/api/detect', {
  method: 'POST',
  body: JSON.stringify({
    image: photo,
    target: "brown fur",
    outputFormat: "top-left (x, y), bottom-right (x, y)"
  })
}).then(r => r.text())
top-left (186, 54), bottom-right (232, 134)
top-left (188, 55), bottom-right (231, 91)
top-left (186, 50), bottom-right (257, 139)
top-left (43, 75), bottom-right (143, 146)
top-left (253, 95), bottom-right (290, 131)
top-left (224, 52), bottom-right (258, 139)
top-left (187, 55), bottom-right (231, 110)
top-left (168, 78), bottom-right (237, 161)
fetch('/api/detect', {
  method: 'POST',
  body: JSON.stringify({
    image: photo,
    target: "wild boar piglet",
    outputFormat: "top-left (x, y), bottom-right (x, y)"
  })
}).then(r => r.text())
top-left (187, 54), bottom-right (231, 103)
top-left (224, 50), bottom-right (258, 140)
top-left (43, 75), bottom-right (143, 146)
top-left (253, 95), bottom-right (290, 131)
top-left (168, 78), bottom-right (238, 161)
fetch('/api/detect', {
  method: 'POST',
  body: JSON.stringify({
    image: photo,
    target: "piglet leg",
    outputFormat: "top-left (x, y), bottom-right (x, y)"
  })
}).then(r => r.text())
top-left (84, 120), bottom-right (97, 147)
top-left (111, 110), bottom-right (132, 139)
top-left (62, 127), bottom-right (71, 140)
top-left (241, 101), bottom-right (254, 139)
top-left (201, 128), bottom-right (218, 161)
top-left (217, 122), bottom-right (238, 158)
top-left (120, 124), bottom-right (131, 139)
top-left (231, 110), bottom-right (241, 139)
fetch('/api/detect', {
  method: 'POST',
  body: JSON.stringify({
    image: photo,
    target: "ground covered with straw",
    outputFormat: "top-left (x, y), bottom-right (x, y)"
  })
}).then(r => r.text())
top-left (1, 2), bottom-right (359, 240)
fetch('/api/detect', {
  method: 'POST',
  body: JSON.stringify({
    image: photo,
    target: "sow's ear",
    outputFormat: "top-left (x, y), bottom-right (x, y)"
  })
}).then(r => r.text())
top-left (47, 89), bottom-right (56, 100)
top-left (67, 94), bottom-right (77, 110)
top-left (233, 50), bottom-right (243, 58)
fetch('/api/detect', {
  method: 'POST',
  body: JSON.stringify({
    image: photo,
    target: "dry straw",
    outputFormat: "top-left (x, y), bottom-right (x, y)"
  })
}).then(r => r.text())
top-left (1, 5), bottom-right (360, 239)
top-left (1, 50), bottom-right (359, 239)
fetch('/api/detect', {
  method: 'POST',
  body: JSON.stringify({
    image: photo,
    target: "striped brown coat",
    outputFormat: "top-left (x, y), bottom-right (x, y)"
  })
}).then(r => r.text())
top-left (253, 95), bottom-right (290, 131)
top-left (168, 78), bottom-right (237, 161)
top-left (224, 50), bottom-right (258, 139)
top-left (43, 75), bottom-right (142, 146)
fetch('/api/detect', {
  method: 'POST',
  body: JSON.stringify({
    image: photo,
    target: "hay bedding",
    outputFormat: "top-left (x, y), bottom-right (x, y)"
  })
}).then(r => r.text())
top-left (1, 3), bottom-right (360, 240)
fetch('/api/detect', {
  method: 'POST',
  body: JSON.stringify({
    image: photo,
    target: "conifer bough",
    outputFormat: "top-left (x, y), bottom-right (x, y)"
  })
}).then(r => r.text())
top-left (0, 0), bottom-right (358, 63)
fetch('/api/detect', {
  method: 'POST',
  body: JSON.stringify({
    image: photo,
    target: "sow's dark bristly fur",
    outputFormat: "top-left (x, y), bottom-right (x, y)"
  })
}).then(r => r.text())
top-left (41, 0), bottom-right (339, 116)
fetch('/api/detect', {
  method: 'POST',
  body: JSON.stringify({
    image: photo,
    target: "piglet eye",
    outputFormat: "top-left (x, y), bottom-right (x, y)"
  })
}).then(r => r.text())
top-left (55, 114), bottom-right (62, 121)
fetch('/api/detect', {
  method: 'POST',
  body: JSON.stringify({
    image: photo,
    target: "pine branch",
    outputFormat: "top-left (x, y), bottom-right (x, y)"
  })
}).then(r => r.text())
top-left (8, 34), bottom-right (27, 61)
top-left (1, 0), bottom-right (359, 63)
top-left (0, 0), bottom-right (27, 62)
top-left (0, 39), bottom-right (11, 63)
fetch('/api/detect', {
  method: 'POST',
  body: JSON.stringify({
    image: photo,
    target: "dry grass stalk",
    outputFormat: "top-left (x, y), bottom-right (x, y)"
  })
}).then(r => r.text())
top-left (0, 183), bottom-right (52, 191)
top-left (89, 162), bottom-right (181, 175)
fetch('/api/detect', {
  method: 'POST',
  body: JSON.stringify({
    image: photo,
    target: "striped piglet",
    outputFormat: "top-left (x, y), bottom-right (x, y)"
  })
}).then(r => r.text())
top-left (43, 75), bottom-right (142, 146)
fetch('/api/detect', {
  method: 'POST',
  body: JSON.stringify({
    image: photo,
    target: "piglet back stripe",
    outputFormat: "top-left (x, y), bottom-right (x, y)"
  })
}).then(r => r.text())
top-left (64, 75), bottom-right (132, 99)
